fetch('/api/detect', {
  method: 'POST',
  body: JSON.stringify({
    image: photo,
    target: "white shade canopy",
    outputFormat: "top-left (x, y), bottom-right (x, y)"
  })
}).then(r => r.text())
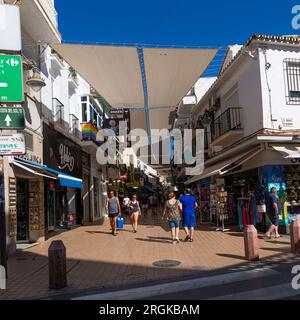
top-left (51, 43), bottom-right (218, 130)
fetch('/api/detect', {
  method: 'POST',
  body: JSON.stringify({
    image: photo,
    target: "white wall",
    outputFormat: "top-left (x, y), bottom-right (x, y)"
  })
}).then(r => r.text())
top-left (259, 47), bottom-right (300, 130)
top-left (41, 47), bottom-right (90, 127)
top-left (210, 56), bottom-right (264, 138)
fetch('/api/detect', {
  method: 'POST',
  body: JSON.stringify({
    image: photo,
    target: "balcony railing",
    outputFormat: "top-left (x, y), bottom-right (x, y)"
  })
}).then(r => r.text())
top-left (69, 114), bottom-right (80, 138)
top-left (211, 107), bottom-right (242, 141)
top-left (52, 98), bottom-right (64, 126)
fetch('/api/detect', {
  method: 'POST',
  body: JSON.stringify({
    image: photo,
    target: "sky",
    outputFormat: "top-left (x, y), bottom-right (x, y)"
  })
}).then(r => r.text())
top-left (55, 0), bottom-right (300, 76)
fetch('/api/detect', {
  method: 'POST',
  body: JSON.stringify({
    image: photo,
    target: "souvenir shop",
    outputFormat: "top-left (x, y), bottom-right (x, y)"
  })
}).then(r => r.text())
top-left (192, 147), bottom-right (300, 234)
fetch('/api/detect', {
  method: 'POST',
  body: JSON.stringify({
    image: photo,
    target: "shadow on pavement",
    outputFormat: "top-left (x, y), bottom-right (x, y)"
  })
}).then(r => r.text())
top-left (216, 253), bottom-right (247, 261)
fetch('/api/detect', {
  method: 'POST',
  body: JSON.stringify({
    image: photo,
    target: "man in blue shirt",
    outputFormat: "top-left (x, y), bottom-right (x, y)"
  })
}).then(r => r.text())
top-left (265, 187), bottom-right (281, 239)
top-left (180, 188), bottom-right (198, 242)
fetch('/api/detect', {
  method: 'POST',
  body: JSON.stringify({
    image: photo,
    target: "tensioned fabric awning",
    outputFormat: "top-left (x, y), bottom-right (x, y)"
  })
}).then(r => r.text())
top-left (50, 43), bottom-right (218, 131)
top-left (185, 148), bottom-right (262, 185)
top-left (272, 145), bottom-right (300, 158)
top-left (12, 157), bottom-right (83, 189)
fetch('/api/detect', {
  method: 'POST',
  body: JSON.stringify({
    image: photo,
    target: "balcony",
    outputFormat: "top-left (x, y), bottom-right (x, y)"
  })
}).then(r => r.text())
top-left (211, 107), bottom-right (243, 143)
top-left (51, 49), bottom-right (65, 70)
top-left (38, 0), bottom-right (58, 30)
top-left (68, 67), bottom-right (78, 89)
top-left (69, 114), bottom-right (80, 139)
top-left (52, 97), bottom-right (65, 127)
top-left (6, 0), bottom-right (61, 43)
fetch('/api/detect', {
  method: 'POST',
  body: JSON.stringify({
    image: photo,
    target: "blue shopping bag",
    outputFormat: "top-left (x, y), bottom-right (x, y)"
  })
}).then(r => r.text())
top-left (117, 217), bottom-right (124, 229)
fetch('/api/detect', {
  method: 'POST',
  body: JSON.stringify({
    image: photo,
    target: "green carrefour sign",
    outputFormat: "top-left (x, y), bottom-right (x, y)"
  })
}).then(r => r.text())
top-left (0, 106), bottom-right (25, 129)
top-left (0, 55), bottom-right (23, 103)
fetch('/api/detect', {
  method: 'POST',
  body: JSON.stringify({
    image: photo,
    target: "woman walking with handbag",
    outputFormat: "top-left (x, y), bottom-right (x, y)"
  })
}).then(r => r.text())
top-left (162, 192), bottom-right (182, 244)
top-left (128, 194), bottom-right (141, 233)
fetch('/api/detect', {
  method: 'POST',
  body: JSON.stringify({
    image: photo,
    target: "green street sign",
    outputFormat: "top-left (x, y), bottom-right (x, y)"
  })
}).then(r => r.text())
top-left (0, 55), bottom-right (23, 103)
top-left (0, 106), bottom-right (25, 129)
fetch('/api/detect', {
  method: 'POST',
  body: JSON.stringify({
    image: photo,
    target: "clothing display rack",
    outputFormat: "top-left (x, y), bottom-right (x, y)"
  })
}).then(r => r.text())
top-left (215, 178), bottom-right (230, 232)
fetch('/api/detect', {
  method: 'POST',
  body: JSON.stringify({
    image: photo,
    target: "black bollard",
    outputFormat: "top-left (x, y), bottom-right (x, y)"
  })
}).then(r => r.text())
top-left (48, 240), bottom-right (67, 289)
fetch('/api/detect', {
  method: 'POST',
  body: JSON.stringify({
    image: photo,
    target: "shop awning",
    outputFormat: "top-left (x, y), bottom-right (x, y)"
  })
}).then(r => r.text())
top-left (184, 148), bottom-right (262, 185)
top-left (12, 157), bottom-right (83, 189)
top-left (12, 158), bottom-right (58, 180)
top-left (272, 145), bottom-right (300, 158)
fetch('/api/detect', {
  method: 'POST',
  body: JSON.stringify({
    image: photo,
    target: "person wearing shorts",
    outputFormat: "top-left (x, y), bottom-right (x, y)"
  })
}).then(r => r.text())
top-left (162, 192), bottom-right (182, 244)
top-left (105, 191), bottom-right (121, 236)
top-left (265, 187), bottom-right (281, 239)
top-left (180, 188), bottom-right (198, 242)
top-left (128, 194), bottom-right (141, 233)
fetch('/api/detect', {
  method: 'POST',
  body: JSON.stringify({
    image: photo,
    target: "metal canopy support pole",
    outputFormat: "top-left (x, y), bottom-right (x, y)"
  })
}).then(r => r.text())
top-left (137, 47), bottom-right (151, 144)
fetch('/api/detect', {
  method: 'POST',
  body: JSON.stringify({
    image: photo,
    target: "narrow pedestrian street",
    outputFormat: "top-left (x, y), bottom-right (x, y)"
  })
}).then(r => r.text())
top-left (0, 212), bottom-right (293, 300)
top-left (1, 0), bottom-right (300, 305)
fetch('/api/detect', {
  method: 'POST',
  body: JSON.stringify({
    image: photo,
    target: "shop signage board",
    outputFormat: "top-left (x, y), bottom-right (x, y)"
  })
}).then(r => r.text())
top-left (0, 55), bottom-right (23, 103)
top-left (43, 124), bottom-right (82, 178)
top-left (0, 106), bottom-right (25, 129)
top-left (0, 133), bottom-right (25, 156)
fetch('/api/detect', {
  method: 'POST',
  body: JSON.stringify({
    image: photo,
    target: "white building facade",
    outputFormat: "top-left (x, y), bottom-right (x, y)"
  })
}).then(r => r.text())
top-left (186, 34), bottom-right (300, 233)
top-left (0, 1), bottom-right (109, 254)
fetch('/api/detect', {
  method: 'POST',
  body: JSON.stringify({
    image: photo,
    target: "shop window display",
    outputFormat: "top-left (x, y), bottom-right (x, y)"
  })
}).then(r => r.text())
top-left (285, 165), bottom-right (300, 223)
top-left (198, 187), bottom-right (210, 224)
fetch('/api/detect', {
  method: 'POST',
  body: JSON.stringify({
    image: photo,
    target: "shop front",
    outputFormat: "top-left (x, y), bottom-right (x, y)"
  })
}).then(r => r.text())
top-left (187, 144), bottom-right (300, 234)
top-left (9, 152), bottom-right (45, 245)
top-left (43, 124), bottom-right (83, 231)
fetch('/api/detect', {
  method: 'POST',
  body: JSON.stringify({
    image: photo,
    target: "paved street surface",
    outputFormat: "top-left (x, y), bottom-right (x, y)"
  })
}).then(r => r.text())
top-left (0, 213), bottom-right (298, 300)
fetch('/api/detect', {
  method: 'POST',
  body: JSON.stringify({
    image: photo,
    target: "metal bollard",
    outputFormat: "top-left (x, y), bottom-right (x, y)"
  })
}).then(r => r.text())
top-left (244, 225), bottom-right (259, 261)
top-left (290, 219), bottom-right (300, 254)
top-left (48, 240), bottom-right (67, 289)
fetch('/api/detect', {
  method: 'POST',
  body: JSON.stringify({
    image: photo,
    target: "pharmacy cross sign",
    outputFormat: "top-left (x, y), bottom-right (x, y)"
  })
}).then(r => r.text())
top-left (0, 106), bottom-right (25, 129)
top-left (0, 55), bottom-right (23, 103)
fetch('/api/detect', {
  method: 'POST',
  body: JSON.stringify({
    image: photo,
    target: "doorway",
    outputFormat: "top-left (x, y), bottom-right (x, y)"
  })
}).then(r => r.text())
top-left (16, 179), bottom-right (29, 242)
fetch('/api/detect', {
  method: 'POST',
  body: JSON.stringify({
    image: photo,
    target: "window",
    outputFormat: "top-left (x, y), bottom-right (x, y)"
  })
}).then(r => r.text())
top-left (89, 104), bottom-right (94, 123)
top-left (82, 103), bottom-right (87, 122)
top-left (284, 59), bottom-right (300, 104)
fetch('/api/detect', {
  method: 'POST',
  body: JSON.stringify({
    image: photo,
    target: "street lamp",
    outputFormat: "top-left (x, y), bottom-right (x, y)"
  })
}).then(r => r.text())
top-left (26, 71), bottom-right (46, 92)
